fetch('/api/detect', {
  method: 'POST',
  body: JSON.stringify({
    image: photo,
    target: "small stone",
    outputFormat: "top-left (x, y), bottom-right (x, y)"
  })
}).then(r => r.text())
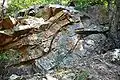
top-left (9, 74), bottom-right (20, 80)
top-left (111, 49), bottom-right (120, 61)
top-left (45, 74), bottom-right (58, 80)
top-left (62, 73), bottom-right (76, 80)
top-left (44, 47), bottom-right (49, 52)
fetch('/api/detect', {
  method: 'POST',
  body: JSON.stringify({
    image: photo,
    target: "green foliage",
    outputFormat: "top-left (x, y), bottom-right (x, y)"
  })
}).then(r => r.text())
top-left (7, 0), bottom-right (70, 14)
top-left (0, 53), bottom-right (9, 60)
top-left (0, 51), bottom-right (13, 61)
top-left (7, 0), bottom-right (109, 15)
top-left (0, 50), bottom-right (20, 61)
top-left (77, 70), bottom-right (89, 80)
top-left (7, 0), bottom-right (42, 14)
top-left (75, 0), bottom-right (108, 11)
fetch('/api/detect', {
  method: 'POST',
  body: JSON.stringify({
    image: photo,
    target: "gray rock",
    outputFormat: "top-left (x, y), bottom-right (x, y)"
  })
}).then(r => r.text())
top-left (104, 49), bottom-right (120, 65)
top-left (83, 34), bottom-right (107, 54)
top-left (15, 9), bottom-right (28, 18)
top-left (62, 73), bottom-right (76, 80)
top-left (9, 74), bottom-right (20, 80)
top-left (35, 55), bottom-right (56, 71)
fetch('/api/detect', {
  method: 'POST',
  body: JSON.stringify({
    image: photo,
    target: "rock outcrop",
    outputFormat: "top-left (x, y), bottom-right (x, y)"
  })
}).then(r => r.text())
top-left (0, 4), bottom-right (120, 80)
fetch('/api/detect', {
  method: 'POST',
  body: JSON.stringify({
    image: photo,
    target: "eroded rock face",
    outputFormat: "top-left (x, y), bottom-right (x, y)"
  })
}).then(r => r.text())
top-left (1, 4), bottom-right (119, 80)
top-left (32, 5), bottom-right (118, 80)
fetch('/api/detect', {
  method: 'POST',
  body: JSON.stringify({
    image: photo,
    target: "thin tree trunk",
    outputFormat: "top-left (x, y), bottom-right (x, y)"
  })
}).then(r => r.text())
top-left (0, 0), bottom-right (7, 18)
top-left (2, 0), bottom-right (6, 17)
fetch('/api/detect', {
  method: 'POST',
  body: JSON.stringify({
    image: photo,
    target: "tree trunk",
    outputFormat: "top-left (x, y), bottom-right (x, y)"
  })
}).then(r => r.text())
top-left (109, 0), bottom-right (120, 48)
